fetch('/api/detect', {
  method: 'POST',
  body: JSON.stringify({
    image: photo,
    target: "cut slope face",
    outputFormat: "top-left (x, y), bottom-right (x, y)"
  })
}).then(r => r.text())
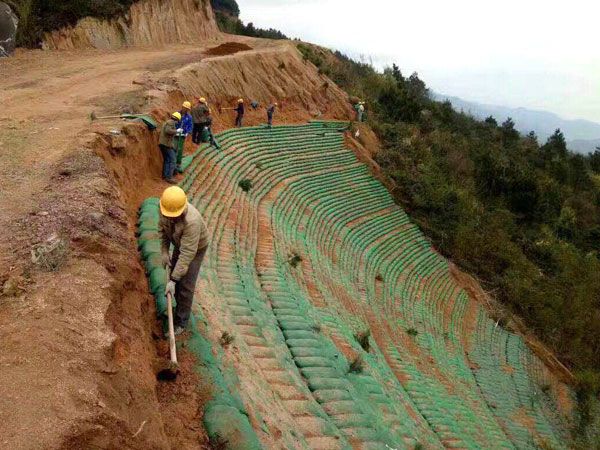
top-left (42, 0), bottom-right (220, 50)
top-left (172, 122), bottom-right (572, 449)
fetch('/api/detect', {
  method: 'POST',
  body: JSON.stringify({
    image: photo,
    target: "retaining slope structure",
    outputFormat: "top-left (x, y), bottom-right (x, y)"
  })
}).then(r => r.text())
top-left (140, 122), bottom-right (573, 449)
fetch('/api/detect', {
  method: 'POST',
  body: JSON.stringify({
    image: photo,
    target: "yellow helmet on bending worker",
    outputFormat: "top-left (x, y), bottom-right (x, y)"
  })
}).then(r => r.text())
top-left (160, 186), bottom-right (187, 217)
top-left (159, 186), bottom-right (210, 335)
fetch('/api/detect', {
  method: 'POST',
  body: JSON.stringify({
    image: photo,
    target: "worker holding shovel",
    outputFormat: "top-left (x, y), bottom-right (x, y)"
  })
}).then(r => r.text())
top-left (159, 186), bottom-right (209, 335)
top-left (235, 98), bottom-right (245, 127)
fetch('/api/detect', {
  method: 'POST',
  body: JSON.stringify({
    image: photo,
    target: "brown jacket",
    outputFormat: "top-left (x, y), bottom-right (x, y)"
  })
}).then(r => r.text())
top-left (159, 118), bottom-right (177, 148)
top-left (160, 202), bottom-right (209, 281)
top-left (191, 104), bottom-right (209, 124)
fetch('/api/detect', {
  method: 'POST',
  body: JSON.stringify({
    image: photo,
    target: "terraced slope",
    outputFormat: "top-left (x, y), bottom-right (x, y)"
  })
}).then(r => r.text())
top-left (141, 122), bottom-right (573, 449)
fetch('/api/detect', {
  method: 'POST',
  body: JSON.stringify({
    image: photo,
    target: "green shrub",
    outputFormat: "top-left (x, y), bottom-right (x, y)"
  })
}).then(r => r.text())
top-left (239, 179), bottom-right (252, 192)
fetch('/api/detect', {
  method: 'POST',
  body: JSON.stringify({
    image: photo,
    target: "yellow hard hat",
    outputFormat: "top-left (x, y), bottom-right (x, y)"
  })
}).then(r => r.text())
top-left (199, 97), bottom-right (207, 104)
top-left (238, 98), bottom-right (244, 103)
top-left (160, 186), bottom-right (187, 218)
top-left (171, 111), bottom-right (182, 121)
top-left (182, 101), bottom-right (192, 109)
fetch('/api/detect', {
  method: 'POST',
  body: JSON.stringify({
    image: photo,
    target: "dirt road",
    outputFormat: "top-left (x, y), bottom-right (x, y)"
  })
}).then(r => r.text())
top-left (0, 43), bottom-right (224, 450)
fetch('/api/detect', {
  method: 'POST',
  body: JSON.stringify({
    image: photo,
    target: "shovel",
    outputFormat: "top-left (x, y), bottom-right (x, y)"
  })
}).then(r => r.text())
top-left (156, 266), bottom-right (179, 381)
top-left (90, 111), bottom-right (157, 130)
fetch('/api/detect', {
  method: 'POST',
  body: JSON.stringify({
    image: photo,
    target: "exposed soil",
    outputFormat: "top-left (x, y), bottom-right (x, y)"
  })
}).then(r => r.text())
top-left (205, 42), bottom-right (253, 56)
top-left (0, 29), bottom-right (353, 448)
top-left (0, 45), bottom-right (216, 450)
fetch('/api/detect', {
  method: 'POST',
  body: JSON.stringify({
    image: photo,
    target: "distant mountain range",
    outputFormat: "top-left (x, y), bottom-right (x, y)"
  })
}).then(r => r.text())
top-left (434, 94), bottom-right (600, 154)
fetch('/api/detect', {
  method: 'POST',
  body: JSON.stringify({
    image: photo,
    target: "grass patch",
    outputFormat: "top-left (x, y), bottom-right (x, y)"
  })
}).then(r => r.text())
top-left (348, 355), bottom-right (364, 373)
top-left (239, 179), bottom-right (253, 192)
top-left (31, 233), bottom-right (69, 272)
top-left (354, 329), bottom-right (370, 352)
top-left (288, 253), bottom-right (302, 268)
top-left (219, 331), bottom-right (234, 347)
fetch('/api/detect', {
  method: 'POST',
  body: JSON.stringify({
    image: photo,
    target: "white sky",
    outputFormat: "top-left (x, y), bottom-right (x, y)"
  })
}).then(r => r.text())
top-left (237, 0), bottom-right (600, 122)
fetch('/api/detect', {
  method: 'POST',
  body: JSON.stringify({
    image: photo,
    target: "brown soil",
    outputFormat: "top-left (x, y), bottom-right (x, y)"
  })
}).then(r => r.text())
top-left (205, 42), bottom-right (253, 56)
top-left (0, 20), bottom-right (352, 446)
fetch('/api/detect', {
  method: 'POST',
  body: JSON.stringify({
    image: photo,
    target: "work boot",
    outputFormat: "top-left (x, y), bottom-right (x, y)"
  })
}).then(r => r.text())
top-left (165, 178), bottom-right (177, 185)
top-left (164, 326), bottom-right (185, 338)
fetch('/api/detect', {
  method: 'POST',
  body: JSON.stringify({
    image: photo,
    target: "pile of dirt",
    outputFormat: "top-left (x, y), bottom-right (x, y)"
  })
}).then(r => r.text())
top-left (205, 41), bottom-right (252, 56)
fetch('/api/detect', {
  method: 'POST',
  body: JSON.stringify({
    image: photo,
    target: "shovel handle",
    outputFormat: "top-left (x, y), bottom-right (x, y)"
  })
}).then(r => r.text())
top-left (165, 266), bottom-right (178, 366)
top-left (166, 291), bottom-right (178, 365)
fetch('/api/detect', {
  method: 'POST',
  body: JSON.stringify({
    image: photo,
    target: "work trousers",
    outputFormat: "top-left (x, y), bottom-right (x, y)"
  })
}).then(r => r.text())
top-left (159, 144), bottom-right (176, 179)
top-left (174, 134), bottom-right (186, 172)
top-left (192, 123), bottom-right (203, 144)
top-left (170, 245), bottom-right (207, 328)
top-left (267, 113), bottom-right (273, 128)
top-left (235, 114), bottom-right (243, 128)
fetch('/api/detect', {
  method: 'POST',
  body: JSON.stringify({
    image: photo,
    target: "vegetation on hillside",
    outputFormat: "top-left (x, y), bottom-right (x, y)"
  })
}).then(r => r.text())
top-left (297, 42), bottom-right (600, 441)
top-left (211, 0), bottom-right (288, 40)
top-left (7, 0), bottom-right (136, 46)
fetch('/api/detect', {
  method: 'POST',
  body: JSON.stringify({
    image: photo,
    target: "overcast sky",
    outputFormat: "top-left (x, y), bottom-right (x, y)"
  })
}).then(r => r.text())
top-left (237, 0), bottom-right (600, 123)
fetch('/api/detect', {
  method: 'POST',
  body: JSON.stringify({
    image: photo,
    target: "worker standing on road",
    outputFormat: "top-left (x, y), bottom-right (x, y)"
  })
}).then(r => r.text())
top-left (191, 97), bottom-right (209, 144)
top-left (159, 112), bottom-right (182, 184)
top-left (160, 186), bottom-right (209, 335)
top-left (175, 101), bottom-right (193, 173)
top-left (235, 98), bottom-right (245, 127)
top-left (267, 102), bottom-right (277, 128)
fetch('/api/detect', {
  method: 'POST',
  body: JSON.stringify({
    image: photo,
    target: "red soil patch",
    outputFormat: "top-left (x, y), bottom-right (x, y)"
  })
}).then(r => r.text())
top-left (205, 42), bottom-right (253, 56)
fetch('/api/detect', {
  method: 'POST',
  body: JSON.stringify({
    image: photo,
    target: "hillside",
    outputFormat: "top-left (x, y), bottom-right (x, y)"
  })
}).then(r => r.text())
top-left (436, 94), bottom-right (600, 154)
top-left (0, 0), bottom-right (597, 449)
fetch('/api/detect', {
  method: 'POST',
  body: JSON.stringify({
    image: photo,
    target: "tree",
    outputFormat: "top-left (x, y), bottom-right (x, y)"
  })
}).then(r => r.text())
top-left (484, 116), bottom-right (498, 126)
top-left (589, 149), bottom-right (600, 173)
top-left (391, 63), bottom-right (404, 85)
top-left (500, 117), bottom-right (519, 146)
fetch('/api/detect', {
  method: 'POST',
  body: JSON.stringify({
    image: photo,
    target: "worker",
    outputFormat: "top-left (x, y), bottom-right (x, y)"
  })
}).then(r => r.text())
top-left (235, 98), bottom-right (244, 128)
top-left (267, 102), bottom-right (277, 128)
top-left (160, 186), bottom-right (209, 335)
top-left (355, 101), bottom-right (365, 122)
top-left (158, 112), bottom-right (182, 184)
top-left (175, 101), bottom-right (193, 173)
top-left (205, 116), bottom-right (219, 148)
top-left (191, 97), bottom-right (209, 144)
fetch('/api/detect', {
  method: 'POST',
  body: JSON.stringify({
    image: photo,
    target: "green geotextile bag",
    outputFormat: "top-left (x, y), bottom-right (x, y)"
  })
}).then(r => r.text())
top-left (137, 198), bottom-right (167, 317)
top-left (137, 196), bottom-right (262, 449)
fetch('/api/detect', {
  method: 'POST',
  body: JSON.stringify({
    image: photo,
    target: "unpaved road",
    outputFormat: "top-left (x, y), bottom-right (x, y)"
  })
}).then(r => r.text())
top-left (0, 43), bottom-right (227, 450)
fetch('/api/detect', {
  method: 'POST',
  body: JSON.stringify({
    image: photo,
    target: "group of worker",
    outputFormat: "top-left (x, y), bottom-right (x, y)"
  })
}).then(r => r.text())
top-left (156, 97), bottom-right (280, 334)
top-left (159, 97), bottom-right (279, 183)
top-left (228, 98), bottom-right (278, 128)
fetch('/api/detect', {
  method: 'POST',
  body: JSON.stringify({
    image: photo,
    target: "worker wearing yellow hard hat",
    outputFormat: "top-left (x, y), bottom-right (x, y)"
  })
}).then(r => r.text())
top-left (173, 101), bottom-right (193, 174)
top-left (159, 186), bottom-right (209, 335)
top-left (191, 96), bottom-right (211, 144)
top-left (235, 98), bottom-right (245, 128)
top-left (158, 112), bottom-right (181, 183)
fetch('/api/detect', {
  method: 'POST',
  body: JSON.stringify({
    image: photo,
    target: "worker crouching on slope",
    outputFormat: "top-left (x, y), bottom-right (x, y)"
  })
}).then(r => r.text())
top-left (175, 101), bottom-right (193, 173)
top-left (267, 102), bottom-right (277, 128)
top-left (158, 112), bottom-right (182, 184)
top-left (160, 186), bottom-right (209, 335)
top-left (235, 98), bottom-right (245, 127)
